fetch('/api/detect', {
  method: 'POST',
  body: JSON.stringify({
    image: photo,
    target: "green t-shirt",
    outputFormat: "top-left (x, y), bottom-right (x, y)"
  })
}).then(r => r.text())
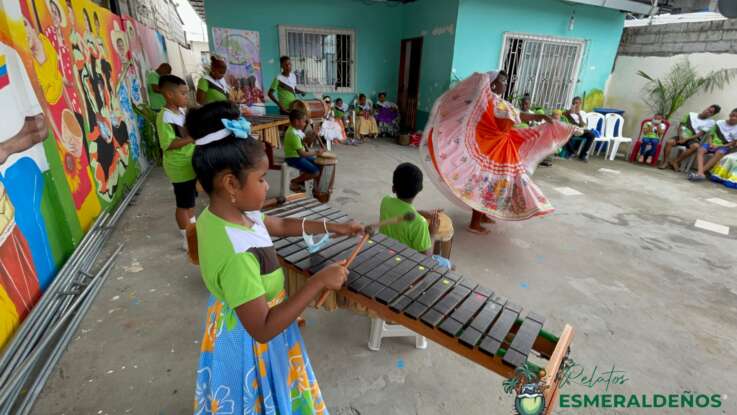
top-left (146, 71), bottom-right (164, 110)
top-left (379, 196), bottom-right (432, 253)
top-left (269, 74), bottom-right (297, 110)
top-left (156, 108), bottom-right (195, 183)
top-left (283, 126), bottom-right (304, 159)
top-left (196, 208), bottom-right (285, 310)
top-left (197, 77), bottom-right (229, 104)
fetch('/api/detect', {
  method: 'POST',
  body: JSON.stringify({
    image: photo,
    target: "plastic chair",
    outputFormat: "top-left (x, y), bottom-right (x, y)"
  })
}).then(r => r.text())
top-left (603, 114), bottom-right (633, 160)
top-left (628, 118), bottom-right (671, 166)
top-left (585, 112), bottom-right (609, 157)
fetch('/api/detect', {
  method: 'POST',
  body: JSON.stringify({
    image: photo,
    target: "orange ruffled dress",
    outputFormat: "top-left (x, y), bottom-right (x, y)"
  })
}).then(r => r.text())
top-left (420, 72), bottom-right (575, 221)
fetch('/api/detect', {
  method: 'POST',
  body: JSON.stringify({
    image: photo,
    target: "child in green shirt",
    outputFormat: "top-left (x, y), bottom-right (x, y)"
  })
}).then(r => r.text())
top-left (186, 101), bottom-right (362, 413)
top-left (157, 75), bottom-right (195, 250)
top-left (380, 162), bottom-right (452, 268)
top-left (283, 109), bottom-right (322, 192)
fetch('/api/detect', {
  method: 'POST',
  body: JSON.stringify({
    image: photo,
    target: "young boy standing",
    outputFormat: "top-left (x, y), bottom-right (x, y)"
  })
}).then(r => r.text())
top-left (157, 75), bottom-right (196, 250)
top-left (283, 109), bottom-right (322, 192)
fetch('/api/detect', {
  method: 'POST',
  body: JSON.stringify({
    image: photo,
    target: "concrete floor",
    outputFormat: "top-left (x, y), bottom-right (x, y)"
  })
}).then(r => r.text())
top-left (31, 139), bottom-right (736, 415)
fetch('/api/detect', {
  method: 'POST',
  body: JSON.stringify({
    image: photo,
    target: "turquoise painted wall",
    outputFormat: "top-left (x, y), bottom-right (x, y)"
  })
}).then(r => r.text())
top-left (204, 0), bottom-right (403, 112)
top-left (400, 0), bottom-right (459, 128)
top-left (452, 0), bottom-right (625, 98)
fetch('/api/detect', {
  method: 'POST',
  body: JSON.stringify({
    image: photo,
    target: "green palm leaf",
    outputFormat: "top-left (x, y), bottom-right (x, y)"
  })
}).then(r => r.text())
top-left (637, 59), bottom-right (737, 120)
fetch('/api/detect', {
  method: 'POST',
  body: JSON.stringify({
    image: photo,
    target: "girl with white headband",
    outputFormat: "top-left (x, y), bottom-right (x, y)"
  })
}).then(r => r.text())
top-left (186, 101), bottom-right (364, 414)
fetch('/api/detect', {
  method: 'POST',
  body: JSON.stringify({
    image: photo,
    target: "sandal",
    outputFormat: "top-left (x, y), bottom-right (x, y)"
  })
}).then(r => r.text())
top-left (687, 172), bottom-right (706, 182)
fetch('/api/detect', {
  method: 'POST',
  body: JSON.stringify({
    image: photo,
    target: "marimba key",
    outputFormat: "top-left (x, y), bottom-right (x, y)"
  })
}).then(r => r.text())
top-left (388, 295), bottom-right (413, 312)
top-left (479, 337), bottom-right (502, 357)
top-left (404, 272), bottom-right (442, 300)
top-left (474, 285), bottom-right (493, 297)
top-left (481, 306), bottom-right (520, 356)
top-left (375, 286), bottom-right (400, 305)
top-left (449, 292), bottom-right (488, 324)
top-left (360, 280), bottom-right (388, 299)
top-left (420, 309), bottom-right (445, 327)
top-left (404, 301), bottom-right (431, 320)
top-left (459, 277), bottom-right (478, 291)
top-left (458, 327), bottom-right (484, 346)
top-left (416, 277), bottom-right (455, 307)
top-left (265, 199), bottom-right (320, 215)
top-left (348, 276), bottom-right (371, 292)
top-left (421, 286), bottom-right (470, 328)
top-left (502, 313), bottom-right (545, 368)
top-left (303, 237), bottom-right (359, 272)
top-left (468, 300), bottom-right (505, 334)
top-left (408, 251), bottom-right (426, 263)
top-left (389, 265), bottom-right (430, 292)
top-left (420, 256), bottom-right (438, 269)
top-left (279, 242), bottom-right (308, 258)
top-left (438, 317), bottom-right (464, 337)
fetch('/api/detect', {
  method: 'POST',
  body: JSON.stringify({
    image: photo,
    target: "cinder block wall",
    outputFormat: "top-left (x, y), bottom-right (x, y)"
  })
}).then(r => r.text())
top-left (619, 20), bottom-right (737, 56)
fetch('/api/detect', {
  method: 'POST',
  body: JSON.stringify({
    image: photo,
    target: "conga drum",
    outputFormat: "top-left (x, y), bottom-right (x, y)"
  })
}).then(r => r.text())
top-left (290, 99), bottom-right (328, 120)
top-left (313, 152), bottom-right (337, 203)
top-left (432, 211), bottom-right (454, 259)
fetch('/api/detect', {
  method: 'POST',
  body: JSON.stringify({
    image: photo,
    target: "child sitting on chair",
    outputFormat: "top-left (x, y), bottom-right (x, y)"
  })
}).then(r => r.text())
top-left (380, 162), bottom-right (452, 269)
top-left (284, 109), bottom-right (322, 192)
top-left (355, 93), bottom-right (379, 141)
top-left (637, 114), bottom-right (667, 164)
top-left (319, 96), bottom-right (346, 148)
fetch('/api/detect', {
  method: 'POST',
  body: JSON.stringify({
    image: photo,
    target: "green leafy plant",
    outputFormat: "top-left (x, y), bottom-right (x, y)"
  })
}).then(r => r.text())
top-left (638, 59), bottom-right (737, 120)
top-left (133, 104), bottom-right (162, 166)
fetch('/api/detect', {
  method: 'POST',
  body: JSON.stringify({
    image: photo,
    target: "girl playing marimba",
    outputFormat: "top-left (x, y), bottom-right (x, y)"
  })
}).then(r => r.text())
top-left (187, 101), bottom-right (363, 414)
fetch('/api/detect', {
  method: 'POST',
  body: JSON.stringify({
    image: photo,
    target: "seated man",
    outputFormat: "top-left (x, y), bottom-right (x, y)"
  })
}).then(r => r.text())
top-left (563, 96), bottom-right (595, 162)
top-left (659, 104), bottom-right (721, 170)
top-left (688, 107), bottom-right (737, 181)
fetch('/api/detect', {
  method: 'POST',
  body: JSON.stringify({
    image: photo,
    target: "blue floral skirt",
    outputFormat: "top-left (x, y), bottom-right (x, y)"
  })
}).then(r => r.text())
top-left (194, 294), bottom-right (328, 414)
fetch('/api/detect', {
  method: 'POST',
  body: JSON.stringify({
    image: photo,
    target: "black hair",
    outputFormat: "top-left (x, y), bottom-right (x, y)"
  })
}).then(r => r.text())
top-left (280, 56), bottom-right (290, 65)
top-left (378, 92), bottom-right (386, 97)
top-left (210, 55), bottom-right (226, 67)
top-left (158, 74), bottom-right (185, 90)
top-left (335, 98), bottom-right (343, 103)
top-left (572, 96), bottom-right (582, 103)
top-left (521, 94), bottom-right (531, 103)
top-left (83, 9), bottom-right (91, 30)
top-left (187, 101), bottom-right (266, 194)
top-left (710, 104), bottom-right (722, 115)
top-left (732, 108), bottom-right (737, 114)
top-left (289, 109), bottom-right (307, 122)
top-left (497, 70), bottom-right (508, 78)
top-left (359, 93), bottom-right (366, 99)
top-left (393, 162), bottom-right (423, 200)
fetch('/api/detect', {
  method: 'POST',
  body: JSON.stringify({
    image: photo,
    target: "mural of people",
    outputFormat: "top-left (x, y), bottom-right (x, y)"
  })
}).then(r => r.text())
top-left (0, 38), bottom-right (55, 348)
top-left (111, 19), bottom-right (141, 161)
top-left (21, 0), bottom-right (100, 231)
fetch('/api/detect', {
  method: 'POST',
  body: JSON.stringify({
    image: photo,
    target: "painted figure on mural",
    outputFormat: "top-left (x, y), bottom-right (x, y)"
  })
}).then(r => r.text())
top-left (22, 0), bottom-right (98, 221)
top-left (79, 7), bottom-right (129, 200)
top-left (0, 39), bottom-right (56, 347)
top-left (123, 19), bottom-right (149, 105)
top-left (112, 20), bottom-right (141, 160)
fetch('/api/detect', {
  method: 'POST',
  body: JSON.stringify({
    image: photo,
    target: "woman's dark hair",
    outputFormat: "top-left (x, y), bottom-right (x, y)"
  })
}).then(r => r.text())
top-left (359, 93), bottom-right (366, 99)
top-left (280, 56), bottom-right (290, 65)
top-left (187, 101), bottom-right (265, 194)
top-left (710, 104), bottom-right (722, 115)
top-left (572, 96), bottom-right (582, 103)
top-left (210, 55), bottom-right (226, 67)
top-left (393, 162), bottom-right (423, 200)
top-left (335, 98), bottom-right (343, 103)
top-left (378, 92), bottom-right (386, 98)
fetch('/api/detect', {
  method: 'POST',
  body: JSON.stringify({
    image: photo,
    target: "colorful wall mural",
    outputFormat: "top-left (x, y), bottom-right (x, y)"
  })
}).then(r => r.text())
top-left (212, 27), bottom-right (265, 115)
top-left (0, 0), bottom-right (167, 350)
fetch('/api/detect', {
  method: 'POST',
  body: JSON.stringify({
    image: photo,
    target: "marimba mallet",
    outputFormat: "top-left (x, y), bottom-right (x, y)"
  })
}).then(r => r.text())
top-left (314, 212), bottom-right (415, 307)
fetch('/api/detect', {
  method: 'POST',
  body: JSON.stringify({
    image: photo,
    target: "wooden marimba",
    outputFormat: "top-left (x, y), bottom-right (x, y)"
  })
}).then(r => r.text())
top-left (264, 196), bottom-right (575, 414)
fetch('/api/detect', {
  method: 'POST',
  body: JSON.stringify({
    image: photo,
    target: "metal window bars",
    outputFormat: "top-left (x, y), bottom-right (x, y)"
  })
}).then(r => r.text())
top-left (0, 166), bottom-right (151, 414)
top-left (500, 33), bottom-right (585, 110)
top-left (279, 25), bottom-right (355, 93)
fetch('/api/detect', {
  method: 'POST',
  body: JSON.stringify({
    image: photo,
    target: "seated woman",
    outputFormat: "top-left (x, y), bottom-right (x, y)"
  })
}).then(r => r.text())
top-left (689, 107), bottom-right (737, 181)
top-left (354, 93), bottom-right (379, 141)
top-left (659, 104), bottom-right (720, 170)
top-left (375, 92), bottom-right (400, 137)
top-left (563, 96), bottom-right (595, 162)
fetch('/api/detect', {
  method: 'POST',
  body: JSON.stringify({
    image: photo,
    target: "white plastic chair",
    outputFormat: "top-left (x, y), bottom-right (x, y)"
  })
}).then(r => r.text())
top-left (585, 112), bottom-right (609, 157)
top-left (603, 114), bottom-right (632, 160)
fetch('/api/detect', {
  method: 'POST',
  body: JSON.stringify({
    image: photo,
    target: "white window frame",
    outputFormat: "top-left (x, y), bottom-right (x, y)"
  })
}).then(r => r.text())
top-left (498, 32), bottom-right (586, 110)
top-left (278, 25), bottom-right (356, 93)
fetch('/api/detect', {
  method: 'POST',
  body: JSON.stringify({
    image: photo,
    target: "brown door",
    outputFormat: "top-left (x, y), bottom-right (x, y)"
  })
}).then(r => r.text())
top-left (397, 37), bottom-right (423, 132)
